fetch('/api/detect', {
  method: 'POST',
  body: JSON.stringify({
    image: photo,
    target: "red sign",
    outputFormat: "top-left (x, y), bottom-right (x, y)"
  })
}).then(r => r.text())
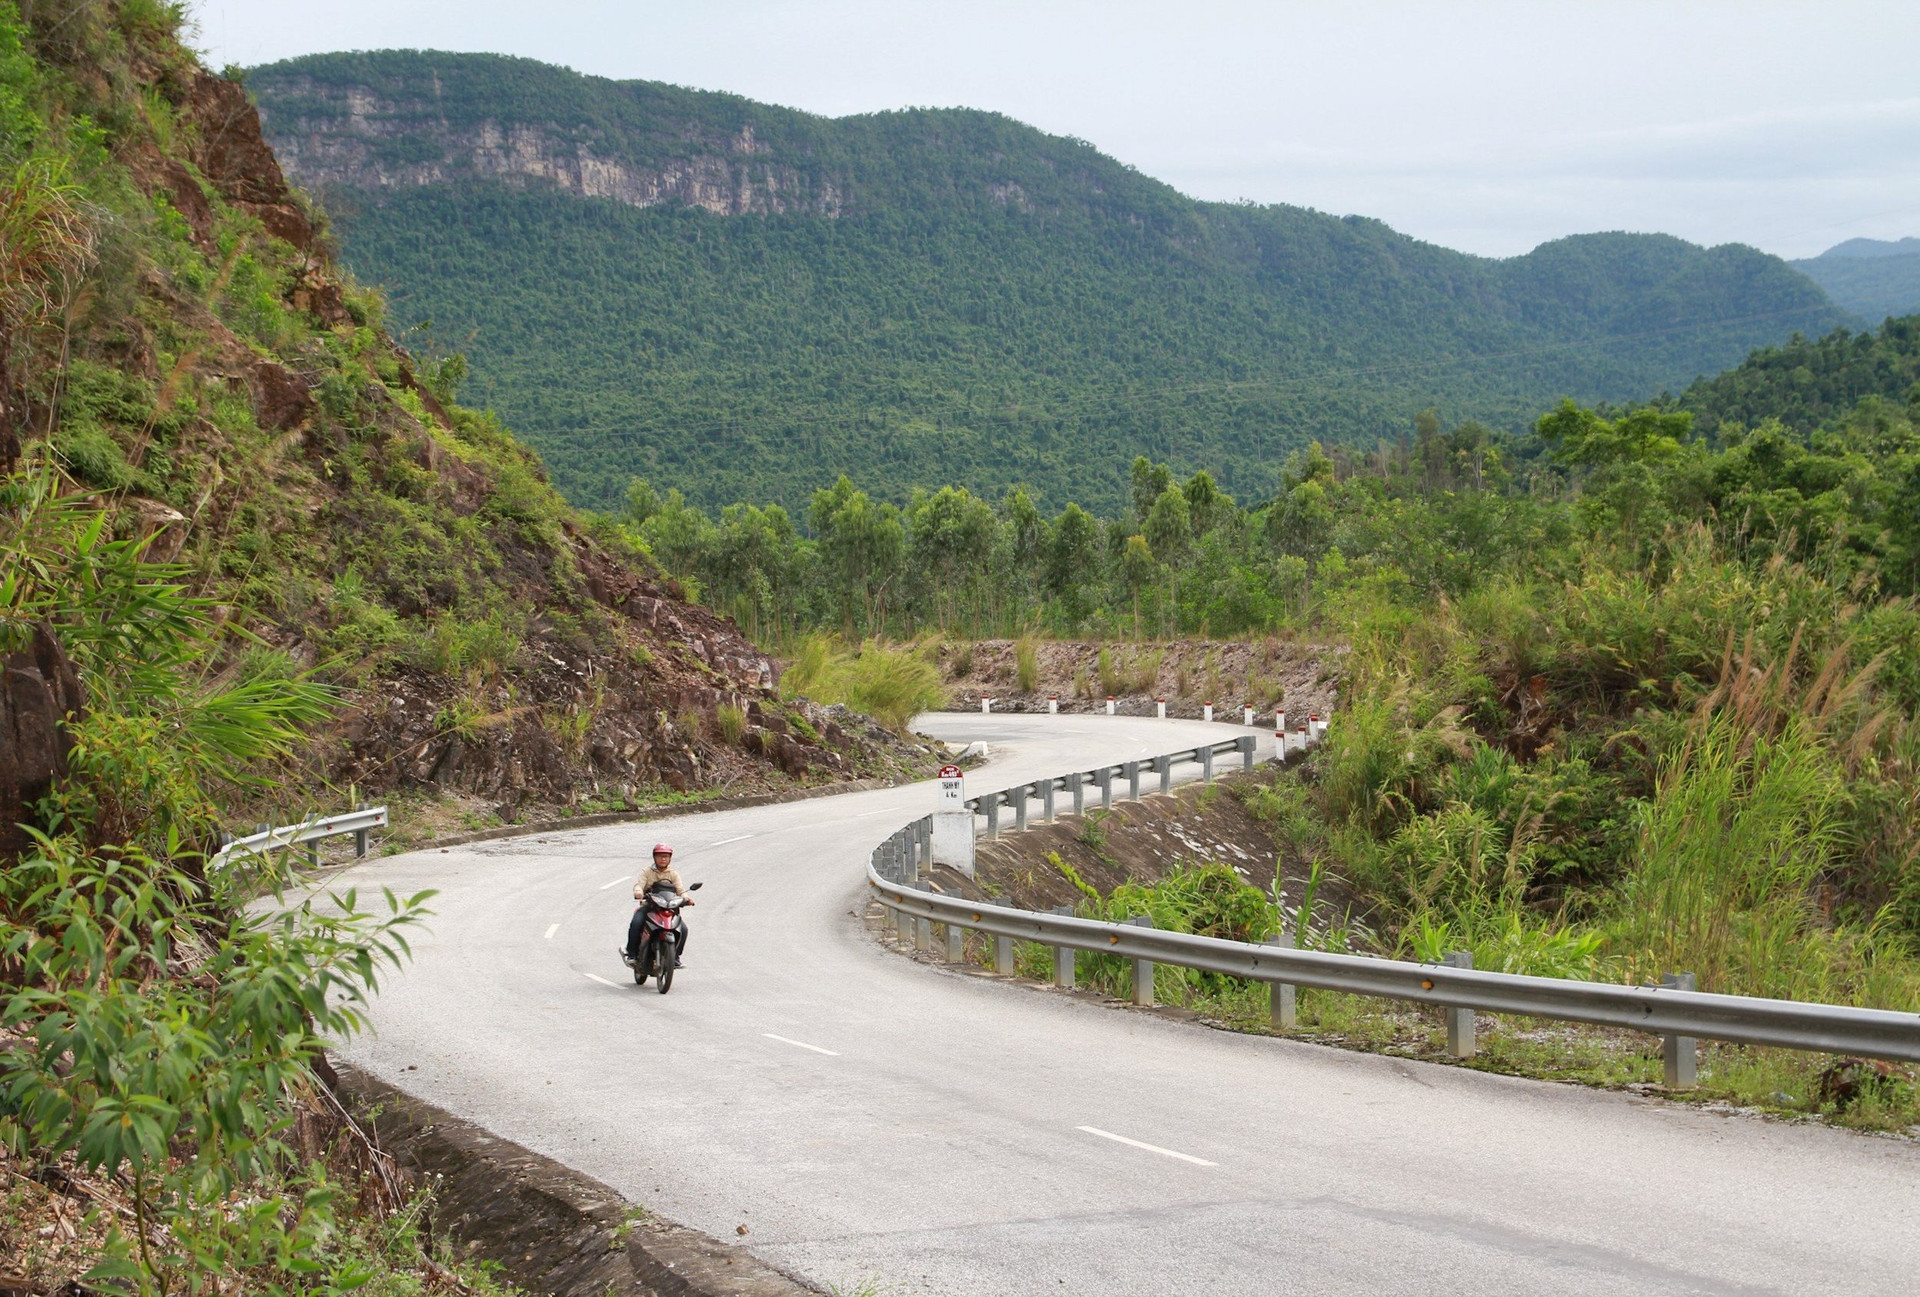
top-left (938, 764), bottom-right (962, 779)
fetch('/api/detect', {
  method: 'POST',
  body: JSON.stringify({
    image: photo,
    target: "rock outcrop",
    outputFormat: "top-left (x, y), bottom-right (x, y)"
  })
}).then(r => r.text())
top-left (0, 624), bottom-right (85, 857)
top-left (255, 76), bottom-right (844, 218)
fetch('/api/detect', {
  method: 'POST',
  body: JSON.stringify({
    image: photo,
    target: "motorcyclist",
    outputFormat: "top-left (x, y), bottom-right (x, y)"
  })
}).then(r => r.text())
top-left (624, 842), bottom-right (692, 967)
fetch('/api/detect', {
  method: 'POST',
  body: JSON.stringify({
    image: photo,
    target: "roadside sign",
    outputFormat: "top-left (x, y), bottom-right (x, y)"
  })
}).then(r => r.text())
top-left (938, 764), bottom-right (962, 778)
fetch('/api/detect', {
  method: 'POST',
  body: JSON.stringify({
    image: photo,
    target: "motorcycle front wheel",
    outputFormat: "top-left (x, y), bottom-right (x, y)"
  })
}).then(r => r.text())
top-left (655, 935), bottom-right (675, 994)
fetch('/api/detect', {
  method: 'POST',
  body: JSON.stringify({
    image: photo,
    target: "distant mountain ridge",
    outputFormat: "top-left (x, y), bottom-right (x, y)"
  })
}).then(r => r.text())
top-left (1792, 237), bottom-right (1920, 323)
top-left (249, 50), bottom-right (1844, 514)
top-left (1814, 237), bottom-right (1920, 260)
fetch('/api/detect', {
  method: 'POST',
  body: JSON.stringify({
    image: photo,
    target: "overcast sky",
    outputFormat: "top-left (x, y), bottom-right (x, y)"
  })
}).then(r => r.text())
top-left (192, 1), bottom-right (1920, 261)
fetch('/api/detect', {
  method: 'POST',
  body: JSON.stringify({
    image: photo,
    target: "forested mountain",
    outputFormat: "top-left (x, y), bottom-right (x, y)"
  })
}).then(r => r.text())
top-left (1677, 314), bottom-right (1920, 438)
top-left (1792, 238), bottom-right (1920, 322)
top-left (248, 50), bottom-right (1843, 515)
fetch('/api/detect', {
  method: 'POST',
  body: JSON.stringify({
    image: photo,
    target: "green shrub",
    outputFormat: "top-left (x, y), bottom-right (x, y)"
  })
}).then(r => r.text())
top-left (716, 702), bottom-right (747, 744)
top-left (780, 633), bottom-right (947, 730)
top-left (1014, 636), bottom-right (1039, 692)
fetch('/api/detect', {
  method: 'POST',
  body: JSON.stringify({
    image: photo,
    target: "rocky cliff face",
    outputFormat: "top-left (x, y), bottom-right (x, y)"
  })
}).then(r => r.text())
top-left (257, 77), bottom-right (843, 217)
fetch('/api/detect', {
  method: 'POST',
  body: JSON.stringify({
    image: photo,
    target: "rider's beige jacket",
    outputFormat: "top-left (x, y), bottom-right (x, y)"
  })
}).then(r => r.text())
top-left (634, 865), bottom-right (686, 900)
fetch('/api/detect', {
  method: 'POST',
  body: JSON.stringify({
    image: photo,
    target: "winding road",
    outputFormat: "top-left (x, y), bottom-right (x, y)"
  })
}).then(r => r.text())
top-left (333, 714), bottom-right (1917, 1296)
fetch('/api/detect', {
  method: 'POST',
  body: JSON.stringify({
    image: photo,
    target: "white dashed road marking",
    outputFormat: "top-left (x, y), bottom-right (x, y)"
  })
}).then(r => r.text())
top-left (544, 923), bottom-right (559, 939)
top-left (599, 875), bottom-right (629, 890)
top-left (763, 1033), bottom-right (839, 1056)
top-left (711, 833), bottom-right (755, 847)
top-left (1076, 1126), bottom-right (1216, 1166)
top-left (584, 972), bottom-right (621, 988)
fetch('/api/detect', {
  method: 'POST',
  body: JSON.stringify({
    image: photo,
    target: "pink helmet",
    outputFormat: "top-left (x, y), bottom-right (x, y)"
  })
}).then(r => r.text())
top-left (652, 842), bottom-right (674, 856)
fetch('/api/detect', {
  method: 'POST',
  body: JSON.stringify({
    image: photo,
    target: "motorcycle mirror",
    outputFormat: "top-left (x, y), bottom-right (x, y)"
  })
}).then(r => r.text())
top-left (688, 881), bottom-right (704, 891)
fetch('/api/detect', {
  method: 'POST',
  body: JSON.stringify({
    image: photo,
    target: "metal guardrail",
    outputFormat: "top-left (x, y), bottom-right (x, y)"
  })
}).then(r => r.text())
top-left (962, 735), bottom-right (1260, 837)
top-left (210, 805), bottom-right (388, 873)
top-left (867, 745), bottom-right (1920, 1071)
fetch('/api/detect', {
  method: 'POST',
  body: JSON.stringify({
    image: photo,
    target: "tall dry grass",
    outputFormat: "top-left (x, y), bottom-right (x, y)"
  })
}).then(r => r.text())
top-left (780, 633), bottom-right (948, 730)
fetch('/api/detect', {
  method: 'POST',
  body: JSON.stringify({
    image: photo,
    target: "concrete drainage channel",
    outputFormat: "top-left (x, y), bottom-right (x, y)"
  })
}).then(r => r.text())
top-left (332, 1063), bottom-right (814, 1297)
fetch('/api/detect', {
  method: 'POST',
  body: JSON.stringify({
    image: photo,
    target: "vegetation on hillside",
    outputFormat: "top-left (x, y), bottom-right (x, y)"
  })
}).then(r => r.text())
top-left (248, 50), bottom-right (1843, 515)
top-left (0, 6), bottom-right (529, 1290)
top-left (0, 4), bottom-right (895, 1289)
top-left (641, 336), bottom-right (1920, 1025)
top-left (1676, 312), bottom-right (1920, 440)
top-left (1790, 240), bottom-right (1920, 323)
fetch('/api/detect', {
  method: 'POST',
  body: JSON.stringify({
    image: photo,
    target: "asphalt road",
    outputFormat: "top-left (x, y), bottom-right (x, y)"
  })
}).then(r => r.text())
top-left (330, 713), bottom-right (1918, 1296)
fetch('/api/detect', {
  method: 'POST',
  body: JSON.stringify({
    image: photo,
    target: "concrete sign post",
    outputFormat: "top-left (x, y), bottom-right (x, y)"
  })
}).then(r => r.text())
top-left (1106, 696), bottom-right (1116, 715)
top-left (931, 764), bottom-right (975, 876)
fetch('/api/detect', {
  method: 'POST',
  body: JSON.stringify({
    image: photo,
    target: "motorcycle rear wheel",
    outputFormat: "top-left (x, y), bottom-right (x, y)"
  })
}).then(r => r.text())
top-left (656, 935), bottom-right (675, 994)
top-left (631, 950), bottom-right (646, 985)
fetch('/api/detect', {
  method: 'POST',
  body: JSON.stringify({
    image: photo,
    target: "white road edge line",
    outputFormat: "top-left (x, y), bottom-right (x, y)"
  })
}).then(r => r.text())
top-left (763, 1033), bottom-right (839, 1056)
top-left (584, 973), bottom-right (621, 988)
top-left (599, 875), bottom-right (629, 890)
top-left (544, 923), bottom-right (559, 939)
top-left (853, 810), bottom-right (889, 818)
top-left (1076, 1126), bottom-right (1217, 1166)
top-left (710, 833), bottom-right (755, 847)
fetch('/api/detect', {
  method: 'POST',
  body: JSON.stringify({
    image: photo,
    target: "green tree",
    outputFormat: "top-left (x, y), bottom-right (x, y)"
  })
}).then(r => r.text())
top-left (810, 475), bottom-right (906, 632)
top-left (1044, 501), bottom-right (1102, 625)
top-left (640, 488), bottom-right (714, 584)
top-left (908, 485), bottom-right (998, 629)
top-left (1130, 456), bottom-right (1174, 526)
top-left (1118, 532), bottom-right (1158, 639)
top-left (1183, 469), bottom-right (1232, 537)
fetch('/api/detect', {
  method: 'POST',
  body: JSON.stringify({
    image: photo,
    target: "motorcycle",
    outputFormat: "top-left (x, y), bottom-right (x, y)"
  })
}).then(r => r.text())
top-left (626, 881), bottom-right (700, 993)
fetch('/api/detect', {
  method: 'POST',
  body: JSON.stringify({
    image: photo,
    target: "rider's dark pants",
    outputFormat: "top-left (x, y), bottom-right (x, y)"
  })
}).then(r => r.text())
top-left (627, 909), bottom-right (688, 959)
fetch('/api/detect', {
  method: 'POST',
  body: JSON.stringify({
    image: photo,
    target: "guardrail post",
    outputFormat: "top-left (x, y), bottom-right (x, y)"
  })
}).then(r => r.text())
top-left (1237, 734), bottom-right (1256, 771)
top-left (1201, 745), bottom-right (1215, 782)
top-left (1052, 905), bottom-right (1075, 989)
top-left (1265, 926), bottom-right (1297, 1029)
top-left (913, 883), bottom-right (932, 953)
top-left (995, 904), bottom-right (1016, 975)
top-left (984, 792), bottom-right (1001, 839)
top-left (1095, 766), bottom-right (1114, 808)
top-left (1661, 972), bottom-right (1698, 1088)
top-left (1154, 754), bottom-right (1172, 794)
top-left (1124, 761), bottom-right (1141, 801)
top-left (354, 801), bottom-right (370, 857)
top-left (1130, 915), bottom-right (1156, 1006)
top-left (895, 893), bottom-right (913, 943)
top-left (946, 917), bottom-right (964, 964)
top-left (1444, 951), bottom-right (1476, 1057)
top-left (1014, 784), bottom-right (1030, 832)
top-left (1042, 779), bottom-right (1056, 824)
top-left (1068, 771), bottom-right (1085, 815)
